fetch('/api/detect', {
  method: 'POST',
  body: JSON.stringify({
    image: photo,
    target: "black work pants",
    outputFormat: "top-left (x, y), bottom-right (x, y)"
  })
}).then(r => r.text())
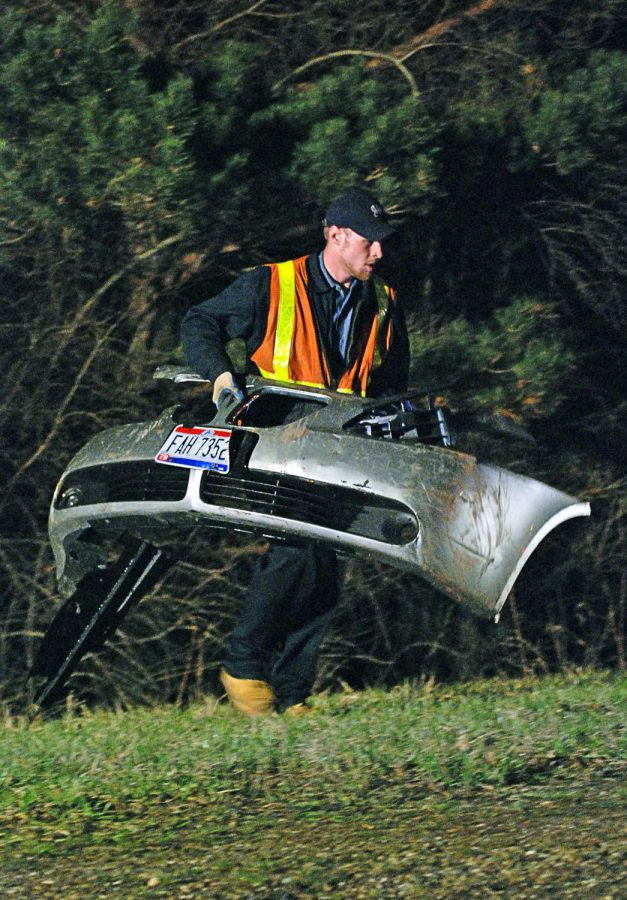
top-left (224, 540), bottom-right (343, 710)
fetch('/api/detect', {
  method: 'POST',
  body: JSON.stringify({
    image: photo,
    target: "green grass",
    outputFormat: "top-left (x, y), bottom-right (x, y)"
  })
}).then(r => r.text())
top-left (1, 670), bottom-right (625, 897)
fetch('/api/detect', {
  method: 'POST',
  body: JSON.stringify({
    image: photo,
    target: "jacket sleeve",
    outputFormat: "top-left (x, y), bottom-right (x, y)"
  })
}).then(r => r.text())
top-left (180, 267), bottom-right (271, 383)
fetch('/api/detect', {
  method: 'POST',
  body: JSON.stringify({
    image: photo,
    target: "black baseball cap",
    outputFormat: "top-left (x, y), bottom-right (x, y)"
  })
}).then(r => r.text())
top-left (323, 188), bottom-right (395, 242)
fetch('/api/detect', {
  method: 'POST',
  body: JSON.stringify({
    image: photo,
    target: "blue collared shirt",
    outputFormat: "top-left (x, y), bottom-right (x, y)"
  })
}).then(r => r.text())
top-left (318, 252), bottom-right (357, 364)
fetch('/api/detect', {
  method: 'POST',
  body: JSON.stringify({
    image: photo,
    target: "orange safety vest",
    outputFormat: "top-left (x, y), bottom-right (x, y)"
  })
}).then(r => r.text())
top-left (250, 256), bottom-right (396, 397)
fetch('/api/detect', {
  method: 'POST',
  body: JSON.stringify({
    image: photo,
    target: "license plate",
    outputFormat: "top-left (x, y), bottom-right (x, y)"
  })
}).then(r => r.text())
top-left (155, 425), bottom-right (232, 473)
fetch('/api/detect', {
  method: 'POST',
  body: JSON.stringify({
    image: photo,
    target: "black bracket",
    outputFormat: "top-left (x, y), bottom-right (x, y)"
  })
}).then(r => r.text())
top-left (29, 539), bottom-right (171, 709)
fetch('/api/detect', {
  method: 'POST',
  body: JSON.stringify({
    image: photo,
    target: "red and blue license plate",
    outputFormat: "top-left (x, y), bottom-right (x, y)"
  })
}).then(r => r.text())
top-left (155, 425), bottom-right (232, 474)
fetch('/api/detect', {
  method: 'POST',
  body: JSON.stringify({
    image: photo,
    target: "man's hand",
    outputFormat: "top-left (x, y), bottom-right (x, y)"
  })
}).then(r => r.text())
top-left (212, 371), bottom-right (245, 407)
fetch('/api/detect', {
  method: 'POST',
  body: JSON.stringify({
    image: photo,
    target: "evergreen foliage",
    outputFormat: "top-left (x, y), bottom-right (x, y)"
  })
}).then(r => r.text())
top-left (409, 297), bottom-right (575, 420)
top-left (524, 50), bottom-right (627, 176)
top-left (257, 64), bottom-right (439, 210)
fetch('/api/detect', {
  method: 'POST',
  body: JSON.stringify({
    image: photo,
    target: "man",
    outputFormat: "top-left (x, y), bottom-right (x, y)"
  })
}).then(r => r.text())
top-left (181, 188), bottom-right (409, 715)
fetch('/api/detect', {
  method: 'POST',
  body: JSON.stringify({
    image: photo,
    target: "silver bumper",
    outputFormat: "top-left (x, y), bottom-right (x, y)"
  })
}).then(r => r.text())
top-left (48, 383), bottom-right (590, 619)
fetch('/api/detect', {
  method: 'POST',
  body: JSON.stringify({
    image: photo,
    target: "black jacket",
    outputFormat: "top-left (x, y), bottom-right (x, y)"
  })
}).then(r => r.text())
top-left (181, 253), bottom-right (410, 397)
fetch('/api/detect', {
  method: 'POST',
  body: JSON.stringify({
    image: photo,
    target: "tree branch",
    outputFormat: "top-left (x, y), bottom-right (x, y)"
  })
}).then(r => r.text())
top-left (172, 0), bottom-right (270, 52)
top-left (272, 1), bottom-right (505, 95)
top-left (272, 49), bottom-right (419, 96)
top-left (1, 324), bottom-right (117, 499)
top-left (394, 0), bottom-right (505, 62)
top-left (63, 232), bottom-right (183, 333)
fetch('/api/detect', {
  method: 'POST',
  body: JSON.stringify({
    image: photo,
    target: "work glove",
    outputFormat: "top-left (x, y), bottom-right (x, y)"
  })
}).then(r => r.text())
top-left (212, 371), bottom-right (245, 407)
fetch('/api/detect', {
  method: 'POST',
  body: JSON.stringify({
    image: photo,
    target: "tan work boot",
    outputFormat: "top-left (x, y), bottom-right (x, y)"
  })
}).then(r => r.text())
top-left (219, 667), bottom-right (274, 717)
top-left (282, 701), bottom-right (314, 717)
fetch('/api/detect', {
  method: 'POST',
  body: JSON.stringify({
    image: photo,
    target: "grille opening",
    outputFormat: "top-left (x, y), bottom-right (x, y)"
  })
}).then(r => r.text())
top-left (55, 462), bottom-right (190, 508)
top-left (199, 469), bottom-right (418, 545)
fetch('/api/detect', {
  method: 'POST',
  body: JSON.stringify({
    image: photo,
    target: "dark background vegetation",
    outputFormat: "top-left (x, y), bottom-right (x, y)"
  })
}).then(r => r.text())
top-left (1, 0), bottom-right (625, 710)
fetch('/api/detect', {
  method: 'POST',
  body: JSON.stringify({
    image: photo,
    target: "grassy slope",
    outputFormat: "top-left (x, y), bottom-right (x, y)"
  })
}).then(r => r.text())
top-left (1, 671), bottom-right (625, 898)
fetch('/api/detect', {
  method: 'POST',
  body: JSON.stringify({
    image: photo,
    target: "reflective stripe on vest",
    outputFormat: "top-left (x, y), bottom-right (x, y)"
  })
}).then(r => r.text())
top-left (273, 260), bottom-right (297, 381)
top-left (372, 280), bottom-right (392, 370)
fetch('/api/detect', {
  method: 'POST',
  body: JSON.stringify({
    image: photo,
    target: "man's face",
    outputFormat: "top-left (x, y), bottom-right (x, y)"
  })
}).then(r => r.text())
top-left (337, 228), bottom-right (383, 282)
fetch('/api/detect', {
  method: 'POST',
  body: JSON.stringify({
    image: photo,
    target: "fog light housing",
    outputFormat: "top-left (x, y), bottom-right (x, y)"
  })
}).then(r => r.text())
top-left (381, 515), bottom-right (419, 545)
top-left (59, 486), bottom-right (83, 509)
top-left (398, 522), bottom-right (419, 544)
